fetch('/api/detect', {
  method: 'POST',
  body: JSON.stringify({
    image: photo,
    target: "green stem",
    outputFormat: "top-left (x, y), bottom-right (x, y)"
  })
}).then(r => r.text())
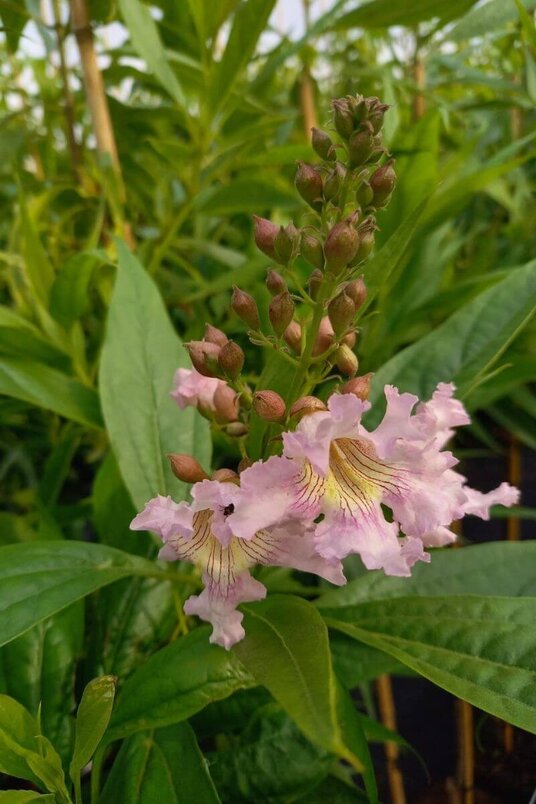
top-left (90, 744), bottom-right (106, 804)
top-left (73, 774), bottom-right (82, 804)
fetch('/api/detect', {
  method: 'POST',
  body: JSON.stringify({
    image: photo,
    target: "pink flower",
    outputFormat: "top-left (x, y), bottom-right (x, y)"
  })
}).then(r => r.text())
top-left (130, 473), bottom-right (345, 649)
top-left (170, 367), bottom-right (224, 411)
top-left (276, 383), bottom-right (519, 576)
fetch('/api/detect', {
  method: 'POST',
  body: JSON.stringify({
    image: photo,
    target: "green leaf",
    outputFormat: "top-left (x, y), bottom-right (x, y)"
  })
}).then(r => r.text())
top-left (18, 195), bottom-right (55, 305)
top-left (449, 0), bottom-right (536, 42)
top-left (367, 261), bottom-right (536, 424)
top-left (0, 3), bottom-right (29, 52)
top-left (118, 0), bottom-right (186, 106)
top-left (318, 541), bottom-right (536, 608)
top-left (324, 595), bottom-right (536, 734)
top-left (49, 252), bottom-right (105, 329)
top-left (100, 722), bottom-right (220, 803)
top-left (0, 794), bottom-right (54, 803)
top-left (0, 541), bottom-right (155, 647)
top-left (234, 596), bottom-right (378, 802)
top-left (515, 0), bottom-right (536, 51)
top-left (197, 177), bottom-right (298, 214)
top-left (107, 627), bottom-right (253, 741)
top-left (0, 356), bottom-right (103, 429)
top-left (0, 306), bottom-right (70, 369)
top-left (330, 631), bottom-right (410, 687)
top-left (332, 0), bottom-right (478, 30)
top-left (208, 0), bottom-right (277, 117)
top-left (99, 240), bottom-right (211, 509)
top-left (69, 676), bottom-right (116, 783)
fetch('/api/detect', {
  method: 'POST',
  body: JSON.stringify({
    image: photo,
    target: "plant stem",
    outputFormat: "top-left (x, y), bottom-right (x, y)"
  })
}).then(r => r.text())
top-left (73, 773), bottom-right (83, 804)
top-left (288, 277), bottom-right (334, 404)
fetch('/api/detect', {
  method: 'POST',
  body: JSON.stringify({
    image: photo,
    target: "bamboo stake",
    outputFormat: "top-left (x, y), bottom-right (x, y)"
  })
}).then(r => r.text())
top-left (456, 699), bottom-right (475, 804)
top-left (299, 0), bottom-right (318, 136)
top-left (376, 674), bottom-right (406, 804)
top-left (412, 58), bottom-right (426, 120)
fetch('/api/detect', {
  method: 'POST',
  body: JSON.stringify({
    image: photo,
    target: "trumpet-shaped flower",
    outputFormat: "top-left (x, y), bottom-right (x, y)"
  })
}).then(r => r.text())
top-left (171, 367), bottom-right (224, 411)
top-left (235, 384), bottom-right (518, 577)
top-left (130, 462), bottom-right (345, 649)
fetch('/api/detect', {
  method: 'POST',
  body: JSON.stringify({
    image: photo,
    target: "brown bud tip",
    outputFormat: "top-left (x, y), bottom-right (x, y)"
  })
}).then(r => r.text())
top-left (308, 268), bottom-right (324, 300)
top-left (274, 223), bottom-right (299, 265)
top-left (225, 421), bottom-right (249, 437)
top-left (266, 269), bottom-right (287, 296)
top-left (168, 453), bottom-right (209, 483)
top-left (252, 390), bottom-right (286, 422)
top-left (211, 468), bottom-right (239, 483)
top-left (324, 217), bottom-right (360, 274)
top-left (269, 290), bottom-right (295, 337)
top-left (348, 125), bottom-right (375, 168)
top-left (295, 162), bottom-right (323, 211)
top-left (324, 163), bottom-right (346, 203)
top-left (238, 457), bottom-right (253, 473)
top-left (204, 323), bottom-right (228, 347)
top-left (341, 373), bottom-right (373, 400)
top-left (253, 215), bottom-right (278, 260)
top-left (351, 220), bottom-right (376, 265)
top-left (370, 160), bottom-right (397, 208)
top-left (231, 286), bottom-right (261, 330)
top-left (283, 320), bottom-right (302, 354)
top-left (311, 127), bottom-right (334, 160)
top-left (342, 329), bottom-right (357, 348)
top-left (301, 233), bottom-right (324, 271)
top-left (213, 384), bottom-right (240, 423)
top-left (186, 340), bottom-right (221, 377)
top-left (290, 395), bottom-right (327, 420)
top-left (344, 277), bottom-right (367, 309)
top-left (328, 290), bottom-right (356, 336)
top-left (332, 98), bottom-right (354, 140)
top-left (218, 340), bottom-right (245, 380)
top-left (312, 316), bottom-right (334, 357)
top-left (334, 344), bottom-right (358, 377)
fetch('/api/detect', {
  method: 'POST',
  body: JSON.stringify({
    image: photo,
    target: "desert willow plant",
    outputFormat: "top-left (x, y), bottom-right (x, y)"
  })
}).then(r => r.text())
top-left (131, 96), bottom-right (518, 649)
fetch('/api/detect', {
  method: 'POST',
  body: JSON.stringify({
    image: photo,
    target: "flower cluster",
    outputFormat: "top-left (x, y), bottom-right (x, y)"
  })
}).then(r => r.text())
top-left (130, 95), bottom-right (519, 648)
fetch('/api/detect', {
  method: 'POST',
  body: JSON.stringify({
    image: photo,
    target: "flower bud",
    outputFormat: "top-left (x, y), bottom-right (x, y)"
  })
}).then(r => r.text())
top-left (295, 162), bottom-right (323, 211)
top-left (348, 123), bottom-right (375, 168)
top-left (334, 344), bottom-right (358, 376)
top-left (290, 395), bottom-right (327, 420)
top-left (217, 340), bottom-right (245, 380)
top-left (301, 233), bottom-right (324, 270)
top-left (168, 453), bottom-right (209, 483)
top-left (342, 329), bottom-right (357, 348)
top-left (311, 127), bottom-right (334, 160)
top-left (238, 457), bottom-right (253, 473)
top-left (324, 163), bottom-right (346, 203)
top-left (341, 373), bottom-right (373, 400)
top-left (332, 99), bottom-right (354, 139)
top-left (328, 290), bottom-right (356, 336)
top-left (253, 215), bottom-right (278, 260)
top-left (352, 219), bottom-right (376, 264)
top-left (252, 390), bottom-right (286, 422)
top-left (356, 180), bottom-right (373, 209)
top-left (274, 223), bottom-right (299, 264)
top-left (308, 268), bottom-right (324, 300)
top-left (324, 216), bottom-right (360, 274)
top-left (231, 286), bottom-right (260, 330)
top-left (269, 290), bottom-right (295, 337)
top-left (370, 160), bottom-right (397, 208)
top-left (225, 422), bottom-right (248, 437)
top-left (213, 384), bottom-right (240, 423)
top-left (283, 320), bottom-right (302, 353)
top-left (266, 269), bottom-right (287, 296)
top-left (344, 277), bottom-right (367, 309)
top-left (312, 316), bottom-right (334, 357)
top-left (368, 101), bottom-right (390, 134)
top-left (204, 323), bottom-right (228, 347)
top-left (212, 468), bottom-right (239, 483)
top-left (186, 341), bottom-right (221, 377)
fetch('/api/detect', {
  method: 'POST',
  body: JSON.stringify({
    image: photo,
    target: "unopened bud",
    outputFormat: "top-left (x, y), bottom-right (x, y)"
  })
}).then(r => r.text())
top-left (253, 215), bottom-right (278, 260)
top-left (266, 269), bottom-right (287, 296)
top-left (328, 291), bottom-right (356, 336)
top-left (356, 180), bottom-right (373, 209)
top-left (225, 422), bottom-right (248, 437)
top-left (324, 216), bottom-right (360, 274)
top-left (252, 390), bottom-right (286, 422)
top-left (186, 341), bottom-right (221, 377)
top-left (352, 220), bottom-right (376, 264)
top-left (168, 453), bottom-right (209, 483)
top-left (332, 99), bottom-right (354, 140)
top-left (290, 395), bottom-right (326, 420)
top-left (213, 384), bottom-right (240, 423)
top-left (274, 223), bottom-right (299, 264)
top-left (334, 344), bottom-right (358, 376)
top-left (324, 163), bottom-right (346, 203)
top-left (311, 127), bottom-right (335, 160)
top-left (295, 162), bottom-right (323, 211)
top-left (269, 290), bottom-right (295, 337)
top-left (231, 286), bottom-right (260, 330)
top-left (342, 329), bottom-right (357, 348)
top-left (341, 373), bottom-right (373, 400)
top-left (283, 320), bottom-right (302, 353)
top-left (204, 324), bottom-right (228, 347)
top-left (368, 102), bottom-right (390, 134)
top-left (312, 316), bottom-right (334, 357)
top-left (370, 160), bottom-right (397, 208)
top-left (301, 233), bottom-right (324, 270)
top-left (212, 468), bottom-right (239, 483)
top-left (238, 457), bottom-right (253, 473)
top-left (348, 123), bottom-right (375, 168)
top-left (218, 340), bottom-right (245, 380)
top-left (344, 277), bottom-right (367, 309)
top-left (308, 268), bottom-right (324, 300)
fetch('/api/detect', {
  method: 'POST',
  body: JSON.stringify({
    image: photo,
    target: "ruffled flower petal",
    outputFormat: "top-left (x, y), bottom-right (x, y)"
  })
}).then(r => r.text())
top-left (130, 495), bottom-right (193, 541)
top-left (461, 482), bottom-right (519, 520)
top-left (228, 456), bottom-right (299, 539)
top-left (170, 368), bottom-right (223, 411)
